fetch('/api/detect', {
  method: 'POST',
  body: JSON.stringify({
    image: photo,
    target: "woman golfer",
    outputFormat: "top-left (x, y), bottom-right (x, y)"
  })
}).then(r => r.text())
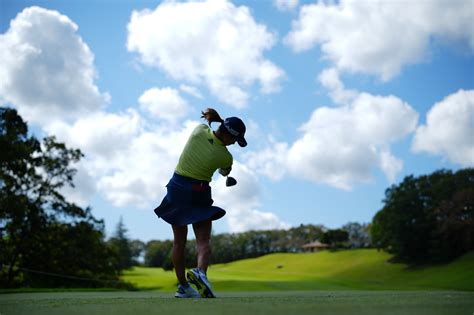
top-left (154, 108), bottom-right (247, 298)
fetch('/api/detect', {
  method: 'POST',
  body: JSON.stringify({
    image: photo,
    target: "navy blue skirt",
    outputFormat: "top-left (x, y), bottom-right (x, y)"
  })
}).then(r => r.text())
top-left (153, 172), bottom-right (226, 226)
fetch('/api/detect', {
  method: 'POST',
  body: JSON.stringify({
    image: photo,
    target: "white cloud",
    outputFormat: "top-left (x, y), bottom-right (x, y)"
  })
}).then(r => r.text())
top-left (274, 0), bottom-right (299, 12)
top-left (318, 68), bottom-right (357, 104)
top-left (126, 0), bottom-right (284, 108)
top-left (246, 69), bottom-right (418, 189)
top-left (138, 87), bottom-right (190, 123)
top-left (212, 163), bottom-right (290, 232)
top-left (60, 162), bottom-right (97, 208)
top-left (412, 89), bottom-right (474, 166)
top-left (286, 95), bottom-right (417, 189)
top-left (47, 110), bottom-right (195, 208)
top-left (95, 127), bottom-right (189, 207)
top-left (0, 6), bottom-right (109, 124)
top-left (45, 110), bottom-right (143, 170)
top-left (179, 84), bottom-right (204, 99)
top-left (285, 0), bottom-right (474, 81)
top-left (227, 207), bottom-right (290, 233)
top-left (379, 149), bottom-right (403, 184)
top-left (244, 138), bottom-right (289, 181)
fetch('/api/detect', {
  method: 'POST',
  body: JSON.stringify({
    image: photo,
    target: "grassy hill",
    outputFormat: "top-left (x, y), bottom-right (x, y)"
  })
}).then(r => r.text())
top-left (123, 249), bottom-right (474, 292)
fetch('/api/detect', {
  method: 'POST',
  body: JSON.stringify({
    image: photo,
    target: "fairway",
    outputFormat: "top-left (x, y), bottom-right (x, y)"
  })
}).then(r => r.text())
top-left (123, 250), bottom-right (474, 292)
top-left (1, 291), bottom-right (473, 315)
top-left (2, 250), bottom-right (473, 314)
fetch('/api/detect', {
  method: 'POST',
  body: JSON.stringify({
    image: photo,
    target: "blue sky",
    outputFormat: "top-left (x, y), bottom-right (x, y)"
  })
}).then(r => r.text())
top-left (1, 0), bottom-right (473, 242)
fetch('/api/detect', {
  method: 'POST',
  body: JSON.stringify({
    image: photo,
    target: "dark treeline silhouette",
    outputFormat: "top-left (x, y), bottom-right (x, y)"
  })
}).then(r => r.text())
top-left (0, 108), bottom-right (132, 289)
top-left (372, 168), bottom-right (474, 264)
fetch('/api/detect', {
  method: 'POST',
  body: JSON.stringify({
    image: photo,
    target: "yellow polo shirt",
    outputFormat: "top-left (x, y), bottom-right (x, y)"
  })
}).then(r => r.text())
top-left (175, 124), bottom-right (233, 182)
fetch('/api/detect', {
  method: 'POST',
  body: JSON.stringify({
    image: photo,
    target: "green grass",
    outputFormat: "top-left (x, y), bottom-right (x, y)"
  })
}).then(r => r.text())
top-left (2, 250), bottom-right (473, 315)
top-left (1, 291), bottom-right (473, 315)
top-left (123, 249), bottom-right (474, 292)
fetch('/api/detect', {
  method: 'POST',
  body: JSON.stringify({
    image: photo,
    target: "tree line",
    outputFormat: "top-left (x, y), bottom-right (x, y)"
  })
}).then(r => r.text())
top-left (143, 222), bottom-right (370, 270)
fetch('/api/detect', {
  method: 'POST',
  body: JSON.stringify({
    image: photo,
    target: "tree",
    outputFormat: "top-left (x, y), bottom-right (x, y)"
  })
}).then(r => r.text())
top-left (321, 229), bottom-right (349, 248)
top-left (371, 169), bottom-right (474, 264)
top-left (144, 240), bottom-right (173, 268)
top-left (341, 222), bottom-right (372, 248)
top-left (108, 217), bottom-right (134, 270)
top-left (129, 239), bottom-right (145, 266)
top-left (431, 186), bottom-right (474, 261)
top-left (0, 108), bottom-right (122, 287)
top-left (19, 221), bottom-right (121, 287)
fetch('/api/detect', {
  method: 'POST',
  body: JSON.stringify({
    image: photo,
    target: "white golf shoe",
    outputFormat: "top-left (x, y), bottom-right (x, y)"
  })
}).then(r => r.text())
top-left (187, 268), bottom-right (216, 298)
top-left (174, 282), bottom-right (201, 298)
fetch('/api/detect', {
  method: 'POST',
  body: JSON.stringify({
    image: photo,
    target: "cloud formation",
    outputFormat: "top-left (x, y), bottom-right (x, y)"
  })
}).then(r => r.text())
top-left (139, 87), bottom-right (190, 124)
top-left (179, 84), bottom-right (204, 99)
top-left (212, 162), bottom-right (290, 232)
top-left (246, 69), bottom-right (419, 189)
top-left (126, 0), bottom-right (284, 108)
top-left (47, 112), bottom-right (194, 208)
top-left (412, 89), bottom-right (474, 166)
top-left (285, 0), bottom-right (474, 80)
top-left (287, 93), bottom-right (417, 188)
top-left (0, 6), bottom-right (109, 124)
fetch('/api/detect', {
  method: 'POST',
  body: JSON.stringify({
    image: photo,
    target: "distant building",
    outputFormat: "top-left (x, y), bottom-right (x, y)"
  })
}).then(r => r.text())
top-left (301, 240), bottom-right (330, 252)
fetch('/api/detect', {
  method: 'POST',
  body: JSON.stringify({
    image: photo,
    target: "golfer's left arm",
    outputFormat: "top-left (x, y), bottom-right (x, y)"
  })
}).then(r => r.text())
top-left (218, 155), bottom-right (233, 176)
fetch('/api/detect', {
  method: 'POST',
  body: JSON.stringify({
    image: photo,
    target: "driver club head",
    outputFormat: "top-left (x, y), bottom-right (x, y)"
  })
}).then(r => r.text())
top-left (226, 176), bottom-right (237, 187)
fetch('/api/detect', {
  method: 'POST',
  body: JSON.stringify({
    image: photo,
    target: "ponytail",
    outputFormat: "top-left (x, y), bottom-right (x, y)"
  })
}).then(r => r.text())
top-left (201, 108), bottom-right (224, 126)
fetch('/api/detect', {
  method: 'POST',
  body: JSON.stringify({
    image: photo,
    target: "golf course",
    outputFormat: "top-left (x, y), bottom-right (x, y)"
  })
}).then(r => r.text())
top-left (1, 249), bottom-right (473, 314)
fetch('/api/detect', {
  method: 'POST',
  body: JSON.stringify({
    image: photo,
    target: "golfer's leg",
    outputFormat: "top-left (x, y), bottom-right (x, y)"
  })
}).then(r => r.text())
top-left (172, 225), bottom-right (188, 285)
top-left (192, 220), bottom-right (212, 273)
